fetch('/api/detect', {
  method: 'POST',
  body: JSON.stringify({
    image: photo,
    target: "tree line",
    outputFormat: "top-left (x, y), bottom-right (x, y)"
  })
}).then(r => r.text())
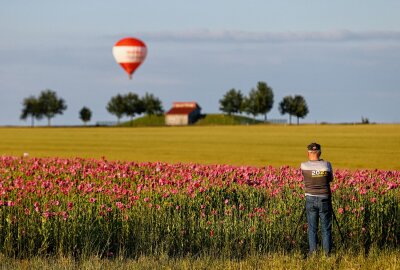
top-left (21, 82), bottom-right (308, 126)
top-left (219, 81), bottom-right (309, 124)
top-left (20, 90), bottom-right (67, 127)
top-left (106, 92), bottom-right (163, 124)
top-left (20, 90), bottom-right (163, 127)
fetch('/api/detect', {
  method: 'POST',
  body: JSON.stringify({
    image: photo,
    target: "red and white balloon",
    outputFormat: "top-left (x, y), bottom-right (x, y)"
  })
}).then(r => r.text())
top-left (112, 37), bottom-right (147, 79)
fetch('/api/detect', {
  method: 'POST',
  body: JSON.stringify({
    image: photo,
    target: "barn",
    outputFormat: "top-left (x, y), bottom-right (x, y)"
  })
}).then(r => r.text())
top-left (165, 102), bottom-right (202, 126)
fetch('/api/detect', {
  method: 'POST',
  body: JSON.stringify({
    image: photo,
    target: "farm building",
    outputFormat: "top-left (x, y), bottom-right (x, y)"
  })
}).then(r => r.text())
top-left (165, 102), bottom-right (201, 126)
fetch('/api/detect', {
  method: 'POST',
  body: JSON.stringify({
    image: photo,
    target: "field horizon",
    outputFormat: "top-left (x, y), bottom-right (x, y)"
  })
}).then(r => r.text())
top-left (0, 124), bottom-right (399, 170)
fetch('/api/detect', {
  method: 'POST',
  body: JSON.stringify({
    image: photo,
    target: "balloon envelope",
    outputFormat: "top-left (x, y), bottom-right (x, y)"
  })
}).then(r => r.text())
top-left (112, 37), bottom-right (147, 79)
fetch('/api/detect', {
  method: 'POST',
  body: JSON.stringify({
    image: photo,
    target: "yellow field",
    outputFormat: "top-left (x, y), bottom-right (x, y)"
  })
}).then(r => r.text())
top-left (0, 124), bottom-right (399, 170)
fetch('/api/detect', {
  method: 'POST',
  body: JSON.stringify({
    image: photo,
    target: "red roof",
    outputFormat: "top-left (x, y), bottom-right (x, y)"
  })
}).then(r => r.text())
top-left (166, 102), bottom-right (201, 115)
top-left (166, 107), bottom-right (197, 115)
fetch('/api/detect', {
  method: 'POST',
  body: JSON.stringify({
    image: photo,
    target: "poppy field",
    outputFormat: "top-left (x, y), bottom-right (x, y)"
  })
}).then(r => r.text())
top-left (0, 155), bottom-right (398, 259)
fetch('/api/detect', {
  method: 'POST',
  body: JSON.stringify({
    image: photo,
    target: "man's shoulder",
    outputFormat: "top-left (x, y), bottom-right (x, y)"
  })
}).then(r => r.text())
top-left (300, 162), bottom-right (308, 170)
top-left (301, 161), bottom-right (312, 170)
top-left (320, 160), bottom-right (332, 166)
top-left (301, 160), bottom-right (332, 171)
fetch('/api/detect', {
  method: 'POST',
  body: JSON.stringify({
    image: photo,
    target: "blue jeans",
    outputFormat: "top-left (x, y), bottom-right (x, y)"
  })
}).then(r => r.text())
top-left (305, 195), bottom-right (333, 255)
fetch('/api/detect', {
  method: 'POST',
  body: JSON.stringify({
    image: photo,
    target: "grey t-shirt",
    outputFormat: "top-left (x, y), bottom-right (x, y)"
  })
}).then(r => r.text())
top-left (301, 160), bottom-right (333, 197)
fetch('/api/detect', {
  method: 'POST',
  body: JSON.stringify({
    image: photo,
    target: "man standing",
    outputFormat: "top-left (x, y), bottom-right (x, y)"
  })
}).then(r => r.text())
top-left (301, 142), bottom-right (333, 255)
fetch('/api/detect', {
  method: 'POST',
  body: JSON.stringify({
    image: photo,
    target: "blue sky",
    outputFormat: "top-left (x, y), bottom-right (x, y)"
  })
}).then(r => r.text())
top-left (1, 1), bottom-right (400, 125)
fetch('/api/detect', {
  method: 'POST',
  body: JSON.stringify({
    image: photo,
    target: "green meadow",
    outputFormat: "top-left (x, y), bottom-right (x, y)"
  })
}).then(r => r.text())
top-left (1, 124), bottom-right (399, 170)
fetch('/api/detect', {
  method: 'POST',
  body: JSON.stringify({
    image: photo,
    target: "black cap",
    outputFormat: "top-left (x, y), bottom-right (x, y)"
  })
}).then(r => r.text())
top-left (307, 142), bottom-right (321, 151)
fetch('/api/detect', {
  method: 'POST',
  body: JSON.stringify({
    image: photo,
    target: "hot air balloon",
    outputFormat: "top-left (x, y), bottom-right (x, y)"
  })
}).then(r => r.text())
top-left (112, 37), bottom-right (147, 79)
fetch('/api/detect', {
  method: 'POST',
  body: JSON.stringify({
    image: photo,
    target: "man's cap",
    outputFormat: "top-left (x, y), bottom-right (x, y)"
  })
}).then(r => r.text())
top-left (307, 142), bottom-right (321, 152)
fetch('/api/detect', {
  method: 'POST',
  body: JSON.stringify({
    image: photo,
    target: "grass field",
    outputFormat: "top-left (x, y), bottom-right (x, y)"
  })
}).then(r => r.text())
top-left (1, 251), bottom-right (399, 270)
top-left (0, 124), bottom-right (399, 170)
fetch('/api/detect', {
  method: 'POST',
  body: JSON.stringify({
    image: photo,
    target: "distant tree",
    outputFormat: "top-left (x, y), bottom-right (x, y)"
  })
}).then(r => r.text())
top-left (79, 106), bottom-right (92, 125)
top-left (219, 88), bottom-right (244, 115)
top-left (279, 96), bottom-right (295, 125)
top-left (242, 89), bottom-right (258, 119)
top-left (279, 95), bottom-right (309, 125)
top-left (20, 96), bottom-right (42, 127)
top-left (293, 95), bottom-right (309, 125)
top-left (255, 81), bottom-right (274, 121)
top-left (243, 82), bottom-right (274, 121)
top-left (124, 92), bottom-right (145, 122)
top-left (37, 89), bottom-right (67, 126)
top-left (141, 93), bottom-right (163, 115)
top-left (107, 94), bottom-right (126, 124)
top-left (361, 116), bottom-right (369, 124)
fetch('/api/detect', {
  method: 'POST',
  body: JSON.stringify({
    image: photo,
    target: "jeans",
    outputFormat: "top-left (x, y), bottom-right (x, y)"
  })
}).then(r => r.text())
top-left (305, 195), bottom-right (333, 255)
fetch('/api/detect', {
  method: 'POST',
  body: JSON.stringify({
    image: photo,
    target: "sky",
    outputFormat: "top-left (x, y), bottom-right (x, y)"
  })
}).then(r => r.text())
top-left (1, 0), bottom-right (400, 126)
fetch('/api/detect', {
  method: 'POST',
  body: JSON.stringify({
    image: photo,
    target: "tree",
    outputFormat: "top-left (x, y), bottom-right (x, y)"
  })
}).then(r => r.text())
top-left (293, 95), bottom-right (309, 125)
top-left (37, 89), bottom-right (67, 126)
top-left (243, 82), bottom-right (274, 121)
top-left (278, 96), bottom-right (295, 125)
top-left (279, 95), bottom-right (309, 125)
top-left (242, 88), bottom-right (259, 119)
top-left (124, 92), bottom-right (145, 122)
top-left (255, 81), bottom-right (274, 121)
top-left (20, 96), bottom-right (42, 127)
top-left (219, 88), bottom-right (244, 115)
top-left (361, 116), bottom-right (369, 124)
top-left (141, 93), bottom-right (163, 115)
top-left (79, 106), bottom-right (92, 125)
top-left (107, 94), bottom-right (126, 124)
